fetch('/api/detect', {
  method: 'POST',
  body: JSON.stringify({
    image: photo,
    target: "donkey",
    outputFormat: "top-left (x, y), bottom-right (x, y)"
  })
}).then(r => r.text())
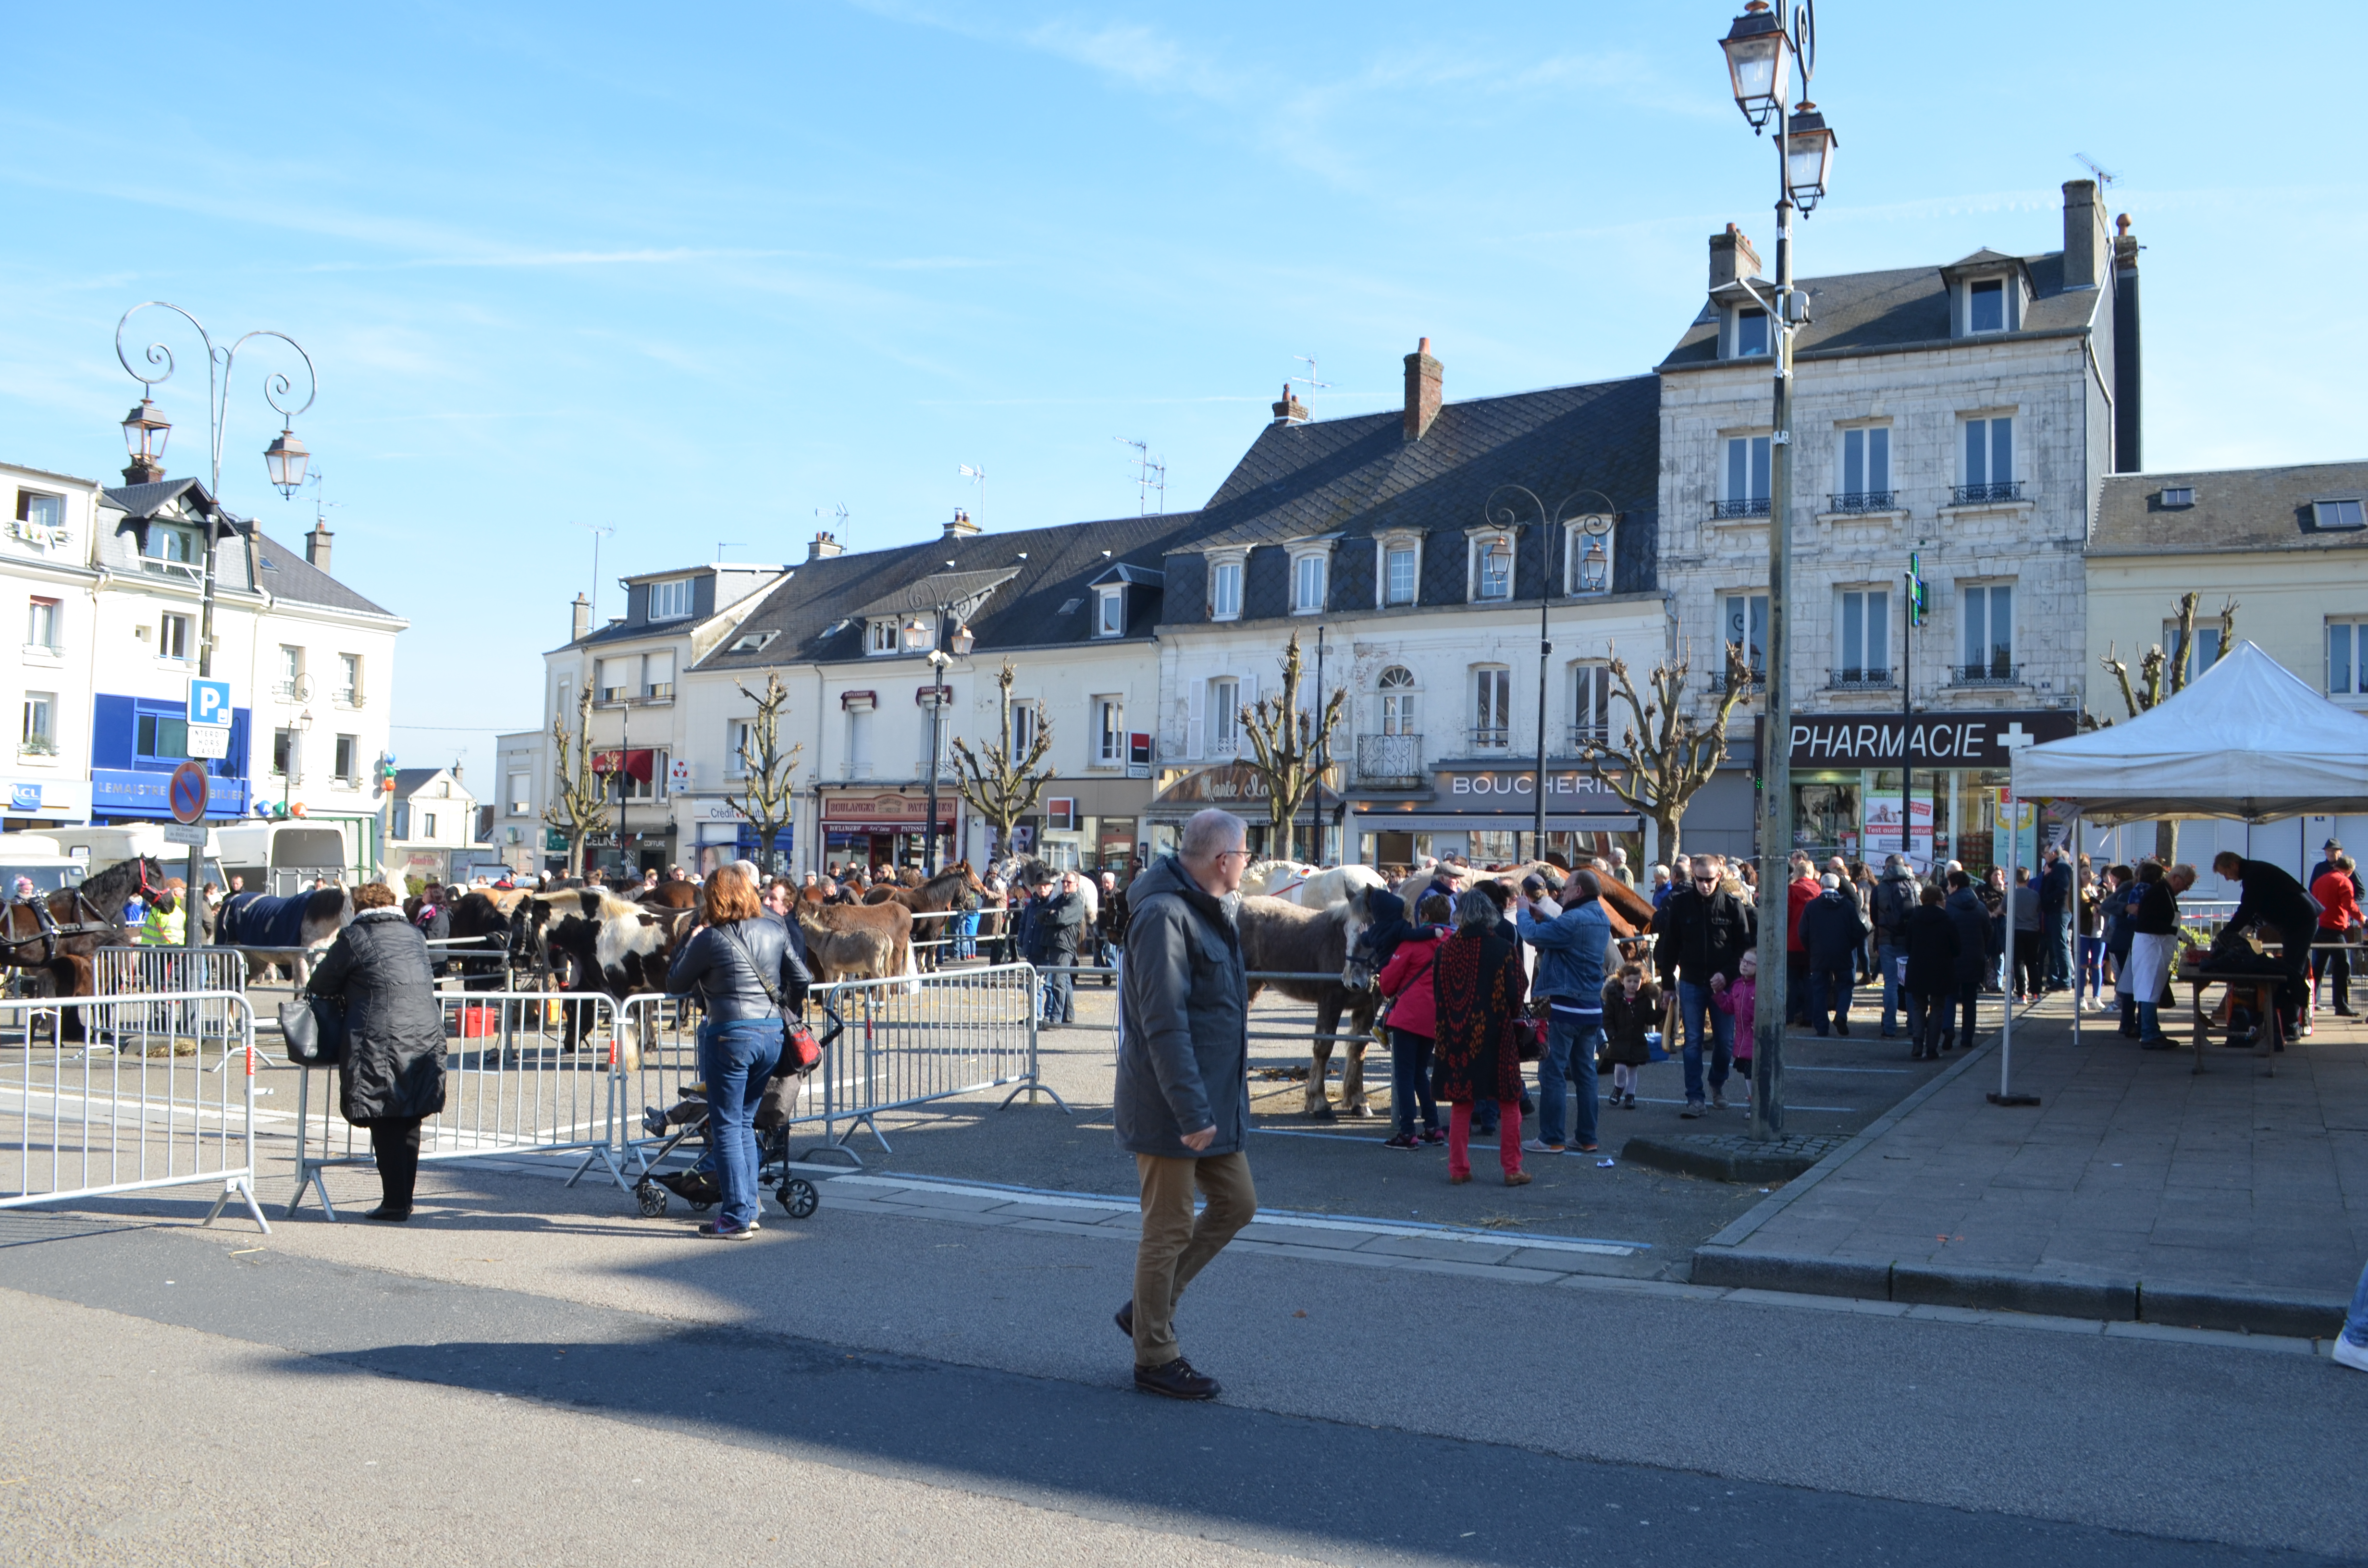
top-left (796, 900), bottom-right (915, 983)
top-left (1236, 887), bottom-right (1382, 1118)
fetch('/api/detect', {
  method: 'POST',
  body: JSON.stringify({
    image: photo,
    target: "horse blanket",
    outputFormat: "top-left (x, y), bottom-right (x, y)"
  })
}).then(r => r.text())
top-left (218, 892), bottom-right (314, 948)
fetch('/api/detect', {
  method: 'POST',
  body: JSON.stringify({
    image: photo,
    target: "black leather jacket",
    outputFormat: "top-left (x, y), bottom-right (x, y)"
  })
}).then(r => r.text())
top-left (666, 917), bottom-right (814, 1023)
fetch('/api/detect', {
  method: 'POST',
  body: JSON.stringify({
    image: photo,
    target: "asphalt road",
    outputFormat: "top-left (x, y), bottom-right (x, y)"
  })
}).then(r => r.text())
top-left (4, 1198), bottom-right (2363, 1565)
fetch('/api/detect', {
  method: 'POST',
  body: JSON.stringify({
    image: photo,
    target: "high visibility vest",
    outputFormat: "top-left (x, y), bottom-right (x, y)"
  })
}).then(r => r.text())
top-left (141, 904), bottom-right (185, 946)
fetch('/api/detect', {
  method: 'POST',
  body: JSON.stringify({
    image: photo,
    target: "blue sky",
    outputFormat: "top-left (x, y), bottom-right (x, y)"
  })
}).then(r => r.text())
top-left (4, 2), bottom-right (2359, 783)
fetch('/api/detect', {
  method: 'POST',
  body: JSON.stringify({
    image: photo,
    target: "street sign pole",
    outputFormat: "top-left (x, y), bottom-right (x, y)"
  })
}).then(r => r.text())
top-left (183, 679), bottom-right (232, 949)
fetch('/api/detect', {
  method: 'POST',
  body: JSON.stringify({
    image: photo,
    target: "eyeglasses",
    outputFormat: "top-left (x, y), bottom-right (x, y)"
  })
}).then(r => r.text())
top-left (1213, 849), bottom-right (1253, 863)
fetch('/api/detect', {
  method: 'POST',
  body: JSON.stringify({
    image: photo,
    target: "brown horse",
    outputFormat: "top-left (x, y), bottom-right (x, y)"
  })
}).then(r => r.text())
top-left (0, 856), bottom-right (170, 1026)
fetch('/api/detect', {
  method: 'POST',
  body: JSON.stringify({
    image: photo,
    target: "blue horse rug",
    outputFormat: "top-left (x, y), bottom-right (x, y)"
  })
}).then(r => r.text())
top-left (218, 891), bottom-right (316, 948)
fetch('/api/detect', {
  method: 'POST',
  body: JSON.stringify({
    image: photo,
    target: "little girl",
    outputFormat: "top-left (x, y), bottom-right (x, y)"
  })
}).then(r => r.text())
top-left (1599, 963), bottom-right (1661, 1110)
top-left (1712, 950), bottom-right (1759, 1107)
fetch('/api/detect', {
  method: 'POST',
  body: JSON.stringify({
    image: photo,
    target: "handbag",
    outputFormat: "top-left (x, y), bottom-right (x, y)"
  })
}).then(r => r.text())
top-left (726, 925), bottom-right (822, 1075)
top-left (1504, 1015), bottom-right (1548, 1062)
top-left (278, 994), bottom-right (346, 1067)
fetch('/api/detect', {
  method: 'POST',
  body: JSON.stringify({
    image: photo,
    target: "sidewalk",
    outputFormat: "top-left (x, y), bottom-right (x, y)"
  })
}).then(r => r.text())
top-left (1695, 995), bottom-right (2368, 1336)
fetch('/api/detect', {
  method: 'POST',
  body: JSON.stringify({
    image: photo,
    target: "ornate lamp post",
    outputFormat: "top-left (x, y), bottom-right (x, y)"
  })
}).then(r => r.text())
top-left (1715, 0), bottom-right (1839, 1140)
top-left (1482, 485), bottom-right (1619, 863)
top-left (116, 302), bottom-right (317, 947)
top-left (906, 610), bottom-right (975, 876)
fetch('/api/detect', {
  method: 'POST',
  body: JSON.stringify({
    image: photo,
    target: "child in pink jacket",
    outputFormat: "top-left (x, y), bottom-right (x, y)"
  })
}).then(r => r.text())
top-left (1711, 949), bottom-right (1758, 1107)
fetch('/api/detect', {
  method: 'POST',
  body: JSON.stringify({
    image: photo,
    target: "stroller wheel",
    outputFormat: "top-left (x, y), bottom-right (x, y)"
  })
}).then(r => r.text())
top-left (635, 1181), bottom-right (668, 1218)
top-left (778, 1177), bottom-right (819, 1220)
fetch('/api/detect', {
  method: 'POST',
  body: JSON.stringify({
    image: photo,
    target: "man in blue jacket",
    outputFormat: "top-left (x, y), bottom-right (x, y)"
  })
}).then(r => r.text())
top-left (1517, 869), bottom-right (1612, 1154)
top-left (2038, 846), bottom-right (2074, 991)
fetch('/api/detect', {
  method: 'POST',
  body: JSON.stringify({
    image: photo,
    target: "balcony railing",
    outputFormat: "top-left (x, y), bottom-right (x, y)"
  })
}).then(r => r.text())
top-left (1708, 670), bottom-right (1766, 695)
top-left (1567, 724), bottom-right (1612, 755)
top-left (1949, 481), bottom-right (2025, 506)
top-left (1829, 668), bottom-right (1896, 690)
top-left (1471, 726), bottom-right (1510, 750)
top-left (141, 558), bottom-right (202, 584)
top-left (1355, 733), bottom-right (1424, 787)
top-left (1828, 490), bottom-right (1898, 514)
top-left (1712, 497), bottom-right (1771, 519)
top-left (1951, 661), bottom-right (2022, 687)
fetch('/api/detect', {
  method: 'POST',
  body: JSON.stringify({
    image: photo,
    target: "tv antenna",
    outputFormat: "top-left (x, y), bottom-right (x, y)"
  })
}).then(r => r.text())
top-left (815, 502), bottom-right (850, 551)
top-left (1116, 437), bottom-right (1167, 516)
top-left (1291, 354), bottom-right (1332, 416)
top-left (958, 463), bottom-right (987, 518)
top-left (300, 469), bottom-right (340, 528)
top-left (715, 541), bottom-right (746, 562)
top-left (569, 520), bottom-right (616, 626)
top-left (2073, 152), bottom-right (2120, 191)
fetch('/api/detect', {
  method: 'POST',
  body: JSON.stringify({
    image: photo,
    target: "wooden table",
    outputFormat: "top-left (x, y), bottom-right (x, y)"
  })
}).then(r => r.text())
top-left (2182, 971), bottom-right (2287, 1077)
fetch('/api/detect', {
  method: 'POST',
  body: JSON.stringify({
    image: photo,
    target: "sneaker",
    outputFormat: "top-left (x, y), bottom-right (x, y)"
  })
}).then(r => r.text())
top-left (1135, 1357), bottom-right (1221, 1399)
top-left (1711, 1091), bottom-right (1728, 1109)
top-left (1420, 1127), bottom-right (1447, 1146)
top-left (1521, 1138), bottom-right (1564, 1154)
top-left (695, 1221), bottom-right (754, 1240)
top-left (1679, 1102), bottom-right (1706, 1119)
top-left (2333, 1336), bottom-right (2368, 1374)
top-left (1381, 1132), bottom-right (1421, 1151)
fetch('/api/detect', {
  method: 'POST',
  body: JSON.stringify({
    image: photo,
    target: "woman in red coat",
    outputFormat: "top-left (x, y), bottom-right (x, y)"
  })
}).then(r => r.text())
top-left (2312, 853), bottom-right (2363, 1017)
top-left (1376, 893), bottom-right (1453, 1150)
top-left (1429, 889), bottom-right (1532, 1186)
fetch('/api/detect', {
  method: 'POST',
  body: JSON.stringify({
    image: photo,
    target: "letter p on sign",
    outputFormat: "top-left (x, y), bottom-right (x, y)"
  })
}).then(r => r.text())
top-left (188, 677), bottom-right (231, 729)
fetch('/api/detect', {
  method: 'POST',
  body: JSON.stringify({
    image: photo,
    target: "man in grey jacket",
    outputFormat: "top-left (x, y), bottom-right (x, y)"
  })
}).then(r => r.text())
top-left (1112, 808), bottom-right (1256, 1399)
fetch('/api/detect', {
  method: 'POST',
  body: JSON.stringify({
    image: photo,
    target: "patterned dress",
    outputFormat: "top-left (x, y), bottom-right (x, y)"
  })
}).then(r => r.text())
top-left (1429, 929), bottom-right (1529, 1105)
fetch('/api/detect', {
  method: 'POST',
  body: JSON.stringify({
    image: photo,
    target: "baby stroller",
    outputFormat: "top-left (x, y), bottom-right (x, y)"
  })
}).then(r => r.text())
top-left (631, 999), bottom-right (843, 1222)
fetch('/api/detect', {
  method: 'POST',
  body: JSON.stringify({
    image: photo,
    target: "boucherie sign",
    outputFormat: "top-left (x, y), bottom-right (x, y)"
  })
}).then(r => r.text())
top-left (1439, 769), bottom-right (1623, 800)
top-left (1785, 710), bottom-right (2077, 768)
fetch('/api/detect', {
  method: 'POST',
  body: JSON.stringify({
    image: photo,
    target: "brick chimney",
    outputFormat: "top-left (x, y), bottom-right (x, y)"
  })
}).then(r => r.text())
top-left (1709, 223), bottom-right (1762, 289)
top-left (2062, 179), bottom-right (2108, 289)
top-left (304, 522), bottom-right (333, 576)
top-left (570, 592), bottom-right (591, 642)
top-left (806, 530), bottom-right (844, 562)
top-left (942, 508), bottom-right (980, 540)
top-left (2112, 213), bottom-right (2143, 473)
top-left (1402, 338), bottom-right (1442, 441)
top-left (122, 454), bottom-right (165, 486)
top-left (1270, 382), bottom-right (1307, 426)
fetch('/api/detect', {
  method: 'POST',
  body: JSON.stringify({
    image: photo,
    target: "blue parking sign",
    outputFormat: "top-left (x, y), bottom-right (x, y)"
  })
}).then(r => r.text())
top-left (188, 677), bottom-right (232, 729)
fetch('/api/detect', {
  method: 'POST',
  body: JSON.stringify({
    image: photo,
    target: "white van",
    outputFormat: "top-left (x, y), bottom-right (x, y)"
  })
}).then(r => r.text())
top-left (213, 820), bottom-right (365, 896)
top-left (0, 833), bottom-right (88, 896)
top-left (44, 825), bottom-right (229, 895)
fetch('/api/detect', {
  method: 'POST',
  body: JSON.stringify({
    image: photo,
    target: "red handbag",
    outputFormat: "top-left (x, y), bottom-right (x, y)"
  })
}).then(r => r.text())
top-left (1506, 1015), bottom-right (1548, 1062)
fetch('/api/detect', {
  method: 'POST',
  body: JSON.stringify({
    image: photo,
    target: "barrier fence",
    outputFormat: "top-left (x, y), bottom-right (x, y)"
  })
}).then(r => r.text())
top-left (288, 989), bottom-right (624, 1220)
top-left (0, 990), bottom-right (269, 1232)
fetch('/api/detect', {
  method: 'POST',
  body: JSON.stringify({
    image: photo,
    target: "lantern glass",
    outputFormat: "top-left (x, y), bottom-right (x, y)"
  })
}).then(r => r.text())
top-left (1785, 110), bottom-right (1837, 209)
top-left (122, 400), bottom-right (171, 461)
top-left (950, 624), bottom-right (975, 656)
top-left (901, 616), bottom-right (932, 651)
top-left (1719, 4), bottom-right (1790, 130)
top-left (263, 428), bottom-right (310, 496)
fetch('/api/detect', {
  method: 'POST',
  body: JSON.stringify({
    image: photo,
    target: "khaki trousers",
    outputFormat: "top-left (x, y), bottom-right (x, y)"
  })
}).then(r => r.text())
top-left (1132, 1151), bottom-right (1257, 1367)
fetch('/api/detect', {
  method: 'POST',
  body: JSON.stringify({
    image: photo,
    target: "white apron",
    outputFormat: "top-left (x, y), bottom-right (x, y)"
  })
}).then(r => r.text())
top-left (2125, 930), bottom-right (2175, 1004)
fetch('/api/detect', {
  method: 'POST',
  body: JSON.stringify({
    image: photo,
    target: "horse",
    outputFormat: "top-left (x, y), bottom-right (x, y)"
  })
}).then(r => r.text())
top-left (0, 856), bottom-right (169, 1028)
top-left (1248, 862), bottom-right (1389, 911)
top-left (1235, 888), bottom-right (1382, 1118)
top-left (795, 901), bottom-right (915, 983)
top-left (216, 885), bottom-right (356, 983)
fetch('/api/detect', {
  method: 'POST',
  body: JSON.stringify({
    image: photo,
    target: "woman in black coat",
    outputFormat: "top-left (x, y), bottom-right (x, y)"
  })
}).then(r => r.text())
top-left (1899, 884), bottom-right (1962, 1061)
top-left (307, 881), bottom-right (445, 1221)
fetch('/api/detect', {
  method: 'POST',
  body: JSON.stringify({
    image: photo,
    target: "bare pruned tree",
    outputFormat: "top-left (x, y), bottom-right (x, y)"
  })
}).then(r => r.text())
top-left (542, 685), bottom-right (611, 879)
top-left (1574, 632), bottom-right (1757, 861)
top-left (728, 671), bottom-right (804, 876)
top-left (1237, 631), bottom-right (1347, 864)
top-left (2097, 590), bottom-right (2240, 860)
top-left (950, 661), bottom-right (1054, 862)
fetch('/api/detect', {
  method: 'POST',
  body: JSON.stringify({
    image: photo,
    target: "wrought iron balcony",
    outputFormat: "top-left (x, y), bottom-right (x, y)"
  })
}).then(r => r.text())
top-left (1707, 669), bottom-right (1766, 695)
top-left (1470, 726), bottom-right (1510, 750)
top-left (1828, 490), bottom-right (1898, 514)
top-left (1950, 661), bottom-right (2023, 687)
top-left (1355, 733), bottom-right (1424, 788)
top-left (1567, 724), bottom-right (1613, 755)
top-left (1712, 497), bottom-right (1771, 519)
top-left (1829, 667), bottom-right (1896, 691)
top-left (1949, 481), bottom-right (2025, 506)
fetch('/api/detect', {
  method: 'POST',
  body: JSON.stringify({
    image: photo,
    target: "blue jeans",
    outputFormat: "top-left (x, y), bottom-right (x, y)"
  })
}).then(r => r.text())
top-left (1535, 1013), bottom-right (1603, 1150)
top-left (696, 1017), bottom-right (782, 1232)
top-left (2078, 936), bottom-right (2106, 1003)
top-left (1390, 1028), bottom-right (1437, 1137)
top-left (2346, 1257), bottom-right (2368, 1348)
top-left (1876, 942), bottom-right (1905, 1033)
top-left (1676, 979), bottom-right (1733, 1106)
top-left (2045, 909), bottom-right (2072, 986)
top-left (1809, 963), bottom-right (1854, 1033)
top-left (953, 911), bottom-right (978, 959)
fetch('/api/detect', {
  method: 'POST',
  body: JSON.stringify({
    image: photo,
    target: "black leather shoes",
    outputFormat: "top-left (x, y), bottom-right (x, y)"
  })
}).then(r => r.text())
top-left (364, 1206), bottom-right (411, 1222)
top-left (1114, 1299), bottom-right (1135, 1339)
top-left (1135, 1357), bottom-right (1220, 1399)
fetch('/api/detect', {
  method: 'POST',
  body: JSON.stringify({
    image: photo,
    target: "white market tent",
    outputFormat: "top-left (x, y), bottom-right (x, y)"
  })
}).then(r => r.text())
top-left (1989, 641), bottom-right (2368, 1098)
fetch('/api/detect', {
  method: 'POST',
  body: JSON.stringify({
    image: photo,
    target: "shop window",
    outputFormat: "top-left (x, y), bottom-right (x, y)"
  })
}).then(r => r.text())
top-left (136, 712), bottom-right (190, 761)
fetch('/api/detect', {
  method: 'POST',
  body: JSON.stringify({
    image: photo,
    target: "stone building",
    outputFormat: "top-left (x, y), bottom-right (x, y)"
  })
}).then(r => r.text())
top-left (1653, 179), bottom-right (2140, 871)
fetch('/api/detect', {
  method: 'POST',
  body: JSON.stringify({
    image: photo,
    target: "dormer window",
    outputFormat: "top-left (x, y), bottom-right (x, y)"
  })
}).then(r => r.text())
top-left (1564, 518), bottom-right (1615, 596)
top-left (865, 619), bottom-right (900, 655)
top-left (1470, 533), bottom-right (1515, 601)
top-left (648, 576), bottom-right (694, 621)
top-left (1969, 279), bottom-right (2006, 333)
top-left (1209, 555), bottom-right (1244, 620)
top-left (1378, 534), bottom-right (1420, 608)
top-left (729, 628), bottom-right (779, 654)
top-left (1095, 585), bottom-right (1125, 637)
top-left (1734, 306), bottom-right (1770, 357)
top-left (1286, 544), bottom-right (1332, 614)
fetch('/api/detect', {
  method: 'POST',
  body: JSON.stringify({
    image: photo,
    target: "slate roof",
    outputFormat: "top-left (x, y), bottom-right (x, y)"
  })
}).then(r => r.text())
top-left (695, 509), bottom-right (1217, 673)
top-left (2093, 461), bottom-right (2368, 556)
top-left (1160, 374), bottom-right (1661, 619)
top-left (99, 477), bottom-right (398, 618)
top-left (391, 767), bottom-right (469, 799)
top-left (249, 527), bottom-right (398, 617)
top-left (1660, 250), bottom-right (2101, 369)
top-left (851, 567), bottom-right (1020, 621)
top-left (104, 478), bottom-right (222, 521)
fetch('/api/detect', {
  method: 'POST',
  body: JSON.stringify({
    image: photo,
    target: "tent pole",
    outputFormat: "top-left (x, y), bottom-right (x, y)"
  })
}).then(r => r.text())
top-left (2072, 814), bottom-right (2082, 1050)
top-left (1989, 787), bottom-right (2041, 1105)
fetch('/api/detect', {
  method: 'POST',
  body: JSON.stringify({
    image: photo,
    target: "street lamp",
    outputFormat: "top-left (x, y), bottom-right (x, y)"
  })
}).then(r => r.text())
top-left (1482, 485), bottom-right (1619, 866)
top-left (906, 607), bottom-right (961, 875)
top-left (1714, 0), bottom-right (1835, 1142)
top-left (280, 708), bottom-right (314, 819)
top-left (116, 302), bottom-right (318, 951)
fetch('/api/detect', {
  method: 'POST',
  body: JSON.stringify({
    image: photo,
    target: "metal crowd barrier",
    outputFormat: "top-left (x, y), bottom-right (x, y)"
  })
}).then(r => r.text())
top-left (94, 947), bottom-right (260, 1071)
top-left (0, 990), bottom-right (269, 1232)
top-left (288, 989), bottom-right (625, 1220)
top-left (616, 961), bottom-right (1064, 1174)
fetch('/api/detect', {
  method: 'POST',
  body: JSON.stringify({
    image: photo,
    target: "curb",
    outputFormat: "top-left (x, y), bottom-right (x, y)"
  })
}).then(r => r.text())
top-left (1688, 1250), bottom-right (2346, 1338)
top-left (1620, 1134), bottom-right (1838, 1185)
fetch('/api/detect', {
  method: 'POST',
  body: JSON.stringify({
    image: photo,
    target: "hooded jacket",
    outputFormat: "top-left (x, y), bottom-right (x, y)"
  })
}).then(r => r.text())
top-left (1115, 855), bottom-right (1249, 1159)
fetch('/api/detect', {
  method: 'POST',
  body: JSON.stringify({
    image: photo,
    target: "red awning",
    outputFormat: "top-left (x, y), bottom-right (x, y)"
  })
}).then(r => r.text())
top-left (590, 748), bottom-right (655, 781)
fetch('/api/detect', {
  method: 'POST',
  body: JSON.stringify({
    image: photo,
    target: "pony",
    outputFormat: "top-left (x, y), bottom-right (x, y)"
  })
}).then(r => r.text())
top-left (1235, 887), bottom-right (1383, 1118)
top-left (212, 883), bottom-right (356, 983)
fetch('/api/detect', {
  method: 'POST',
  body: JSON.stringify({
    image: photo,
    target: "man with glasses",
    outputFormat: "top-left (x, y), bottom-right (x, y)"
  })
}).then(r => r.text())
top-left (1113, 808), bottom-right (1257, 1400)
top-left (1654, 853), bottom-right (1757, 1117)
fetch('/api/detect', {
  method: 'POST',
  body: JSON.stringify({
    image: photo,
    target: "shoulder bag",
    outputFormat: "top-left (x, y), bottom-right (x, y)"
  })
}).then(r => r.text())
top-left (279, 993), bottom-right (347, 1067)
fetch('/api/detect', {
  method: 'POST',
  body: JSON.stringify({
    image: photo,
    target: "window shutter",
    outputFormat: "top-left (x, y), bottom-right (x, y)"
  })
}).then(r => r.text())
top-left (1186, 680), bottom-right (1205, 760)
top-left (646, 650), bottom-right (675, 685)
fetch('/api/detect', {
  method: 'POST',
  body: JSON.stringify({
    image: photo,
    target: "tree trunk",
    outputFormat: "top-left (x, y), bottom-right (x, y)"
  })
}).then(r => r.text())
top-left (2155, 819), bottom-right (2179, 865)
top-left (1656, 808), bottom-right (1682, 868)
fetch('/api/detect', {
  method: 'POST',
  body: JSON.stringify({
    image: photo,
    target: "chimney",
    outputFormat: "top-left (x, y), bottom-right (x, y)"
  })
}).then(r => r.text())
top-left (2112, 213), bottom-right (2142, 473)
top-left (1270, 381), bottom-right (1307, 426)
top-left (122, 455), bottom-right (165, 486)
top-left (806, 530), bottom-right (844, 562)
top-left (304, 522), bottom-right (333, 575)
top-left (570, 593), bottom-right (591, 642)
top-left (1402, 337), bottom-right (1443, 442)
top-left (942, 508), bottom-right (980, 540)
top-left (2062, 179), bottom-right (2108, 289)
top-left (1709, 222), bottom-right (1761, 290)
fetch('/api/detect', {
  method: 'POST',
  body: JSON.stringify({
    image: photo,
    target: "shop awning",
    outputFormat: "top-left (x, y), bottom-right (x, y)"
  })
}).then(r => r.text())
top-left (591, 749), bottom-right (655, 781)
